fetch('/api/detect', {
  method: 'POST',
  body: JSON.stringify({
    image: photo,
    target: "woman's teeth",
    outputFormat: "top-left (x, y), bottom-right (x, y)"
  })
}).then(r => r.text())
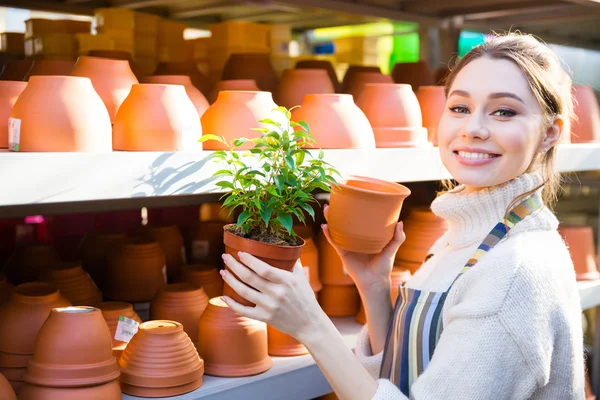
top-left (457, 151), bottom-right (497, 160)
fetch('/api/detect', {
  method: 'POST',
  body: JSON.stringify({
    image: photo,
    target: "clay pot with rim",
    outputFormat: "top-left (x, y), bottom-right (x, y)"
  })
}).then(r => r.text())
top-left (144, 75), bottom-right (210, 118)
top-left (344, 72), bottom-right (394, 100)
top-left (0, 81), bottom-right (26, 149)
top-left (559, 226), bottom-right (600, 280)
top-left (142, 225), bottom-right (186, 281)
top-left (189, 221), bottom-right (227, 266)
top-left (300, 237), bottom-right (322, 292)
top-left (0, 372), bottom-right (16, 400)
top-left (341, 65), bottom-right (380, 93)
top-left (119, 320), bottom-right (204, 397)
top-left (154, 61), bottom-right (213, 98)
top-left (78, 232), bottom-right (125, 291)
top-left (275, 69), bottom-right (335, 109)
top-left (9, 76), bottom-right (112, 152)
top-left (571, 85), bottom-right (600, 143)
top-left (18, 380), bottom-right (121, 400)
top-left (198, 297), bottom-right (271, 377)
top-left (25, 60), bottom-right (75, 80)
top-left (316, 229), bottom-right (354, 286)
top-left (98, 301), bottom-right (142, 358)
top-left (328, 176), bottom-right (411, 254)
top-left (318, 285), bottom-right (360, 317)
top-left (2, 243), bottom-right (59, 285)
top-left (295, 60), bottom-right (341, 92)
top-left (0, 60), bottom-right (33, 81)
top-left (391, 61), bottom-right (434, 90)
top-left (416, 86), bottom-right (446, 145)
top-left (40, 262), bottom-right (102, 306)
top-left (221, 53), bottom-right (278, 93)
top-left (208, 79), bottom-right (259, 104)
top-left (223, 224), bottom-right (305, 306)
top-left (113, 83), bottom-right (202, 151)
top-left (201, 91), bottom-right (278, 150)
top-left (180, 264), bottom-right (224, 299)
top-left (71, 56), bottom-right (138, 122)
top-left (267, 325), bottom-right (308, 357)
top-left (291, 94), bottom-right (376, 149)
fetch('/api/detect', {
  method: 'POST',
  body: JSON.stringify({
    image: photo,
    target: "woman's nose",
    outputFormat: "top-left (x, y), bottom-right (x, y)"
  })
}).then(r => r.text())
top-left (461, 110), bottom-right (490, 140)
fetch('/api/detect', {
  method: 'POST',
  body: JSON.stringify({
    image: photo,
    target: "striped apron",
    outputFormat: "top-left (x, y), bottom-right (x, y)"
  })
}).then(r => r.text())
top-left (379, 195), bottom-right (542, 396)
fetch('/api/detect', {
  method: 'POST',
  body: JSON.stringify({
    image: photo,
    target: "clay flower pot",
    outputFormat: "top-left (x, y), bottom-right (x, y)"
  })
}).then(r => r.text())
top-left (10, 76), bottom-right (112, 152)
top-left (328, 176), bottom-right (411, 254)
top-left (559, 226), bottom-right (600, 280)
top-left (0, 372), bottom-right (16, 400)
top-left (0, 81), bottom-right (26, 148)
top-left (18, 380), bottom-right (121, 400)
top-left (150, 283), bottom-right (209, 347)
top-left (300, 237), bottom-right (322, 292)
top-left (180, 265), bottom-right (224, 300)
top-left (113, 83), bottom-right (202, 151)
top-left (221, 53), bottom-right (278, 93)
top-left (316, 230), bottom-right (354, 286)
top-left (223, 224), bottom-right (305, 306)
top-left (189, 221), bottom-right (227, 266)
top-left (267, 325), bottom-right (308, 357)
top-left (40, 263), bottom-right (102, 306)
top-left (208, 79), bottom-right (259, 104)
top-left (201, 91), bottom-right (278, 150)
top-left (154, 61), bottom-right (213, 98)
top-left (197, 298), bottom-right (271, 377)
top-left (144, 75), bottom-right (210, 118)
top-left (318, 285), bottom-right (360, 317)
top-left (142, 225), bottom-right (185, 281)
top-left (78, 232), bottom-right (125, 291)
top-left (391, 61), bottom-right (434, 90)
top-left (25, 60), bottom-right (75, 80)
top-left (295, 60), bottom-right (341, 92)
top-left (71, 56), bottom-right (138, 122)
top-left (87, 50), bottom-right (145, 80)
top-left (24, 306), bottom-right (119, 387)
top-left (291, 94), bottom-right (376, 149)
top-left (571, 85), bottom-right (600, 143)
top-left (390, 266), bottom-right (412, 305)
top-left (98, 301), bottom-right (142, 358)
top-left (119, 320), bottom-right (204, 397)
top-left (416, 86), bottom-right (446, 145)
top-left (344, 72), bottom-right (394, 100)
top-left (275, 69), bottom-right (335, 109)
top-left (341, 65), bottom-right (380, 93)
top-left (3, 244), bottom-right (59, 285)
top-left (105, 238), bottom-right (167, 303)
top-left (0, 60), bottom-right (34, 81)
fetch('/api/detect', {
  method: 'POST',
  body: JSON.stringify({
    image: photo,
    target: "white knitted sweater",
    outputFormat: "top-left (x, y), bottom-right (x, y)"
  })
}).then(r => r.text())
top-left (355, 173), bottom-right (585, 399)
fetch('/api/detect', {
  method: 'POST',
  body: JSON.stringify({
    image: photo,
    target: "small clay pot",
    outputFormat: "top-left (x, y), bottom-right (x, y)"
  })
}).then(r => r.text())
top-left (154, 61), bottom-right (213, 98)
top-left (328, 176), bottom-right (411, 254)
top-left (78, 232), bottom-right (126, 291)
top-left (119, 320), bottom-right (204, 397)
top-left (357, 83), bottom-right (423, 128)
top-left (98, 301), bottom-right (142, 358)
top-left (344, 72), bottom-right (394, 100)
top-left (18, 379), bottom-right (121, 400)
top-left (267, 325), bottom-right (308, 357)
top-left (0, 60), bottom-right (34, 81)
top-left (180, 265), bottom-right (224, 300)
top-left (40, 263), bottom-right (102, 306)
top-left (571, 85), bottom-right (600, 143)
top-left (300, 237), bottom-right (322, 292)
top-left (2, 243), bottom-right (59, 285)
top-left (0, 372), bottom-right (16, 400)
top-left (416, 86), bottom-right (446, 145)
top-left (221, 53), bottom-right (278, 93)
top-left (318, 285), bottom-right (360, 317)
top-left (25, 60), bottom-right (75, 80)
top-left (144, 75), bottom-right (210, 118)
top-left (316, 230), bottom-right (354, 286)
top-left (189, 221), bottom-right (226, 266)
top-left (0, 81), bottom-right (27, 149)
top-left (208, 79), bottom-right (259, 104)
top-left (559, 226), bottom-right (600, 280)
top-left (341, 65), bottom-right (380, 93)
top-left (142, 225), bottom-right (185, 281)
top-left (295, 60), bottom-right (341, 92)
top-left (391, 61), bottom-right (434, 90)
top-left (275, 69), bottom-right (335, 109)
top-left (197, 298), bottom-right (271, 377)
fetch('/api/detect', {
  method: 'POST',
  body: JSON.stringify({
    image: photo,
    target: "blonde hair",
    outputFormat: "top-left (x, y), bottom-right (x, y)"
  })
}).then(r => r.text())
top-left (440, 32), bottom-right (574, 209)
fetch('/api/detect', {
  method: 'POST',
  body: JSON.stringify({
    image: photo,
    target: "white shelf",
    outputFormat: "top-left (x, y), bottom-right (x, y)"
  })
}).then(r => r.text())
top-left (0, 143), bottom-right (599, 217)
top-left (578, 280), bottom-right (600, 311)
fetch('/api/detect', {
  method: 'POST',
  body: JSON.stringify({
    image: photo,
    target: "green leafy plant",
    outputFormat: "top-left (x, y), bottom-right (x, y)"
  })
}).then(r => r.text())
top-left (199, 106), bottom-right (340, 246)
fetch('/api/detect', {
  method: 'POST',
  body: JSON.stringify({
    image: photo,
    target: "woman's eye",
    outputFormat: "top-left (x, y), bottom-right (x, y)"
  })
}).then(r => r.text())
top-left (449, 106), bottom-right (469, 114)
top-left (492, 108), bottom-right (517, 117)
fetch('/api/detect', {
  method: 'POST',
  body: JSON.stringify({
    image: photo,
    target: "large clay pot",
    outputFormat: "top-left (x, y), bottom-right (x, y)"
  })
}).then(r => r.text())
top-left (189, 221), bottom-right (226, 266)
top-left (201, 91), bottom-right (278, 150)
top-left (571, 85), bottom-right (600, 143)
top-left (86, 50), bottom-right (144, 81)
top-left (197, 298), bottom-right (271, 377)
top-left (9, 76), bottom-right (112, 152)
top-left (40, 263), bottom-right (102, 306)
top-left (78, 232), bottom-right (125, 291)
top-left (318, 285), bottom-right (360, 317)
top-left (300, 237), bottom-right (322, 292)
top-left (0, 60), bottom-right (33, 81)
top-left (316, 230), bottom-right (354, 286)
top-left (142, 225), bottom-right (185, 281)
top-left (154, 61), bottom-right (212, 98)
top-left (113, 83), bottom-right (202, 151)
top-left (180, 265), bottom-right (224, 300)
top-left (144, 75), bottom-right (209, 118)
top-left (275, 69), bottom-right (335, 109)
top-left (295, 60), bottom-right (341, 92)
top-left (2, 244), bottom-right (58, 285)
top-left (416, 86), bottom-right (446, 145)
top-left (341, 65), bottom-right (380, 93)
top-left (328, 176), bottom-right (411, 254)
top-left (344, 72), bottom-right (394, 100)
top-left (119, 320), bottom-right (204, 397)
top-left (208, 79), bottom-right (259, 104)
top-left (18, 380), bottom-right (121, 400)
top-left (391, 61), bottom-right (434, 90)
top-left (98, 301), bottom-right (142, 358)
top-left (71, 56), bottom-right (138, 122)
top-left (25, 60), bottom-right (75, 80)
top-left (559, 226), bottom-right (600, 280)
top-left (0, 81), bottom-right (26, 148)
top-left (221, 53), bottom-right (278, 93)
top-left (0, 372), bottom-right (16, 400)
top-left (267, 325), bottom-right (308, 357)
top-left (291, 94), bottom-right (376, 149)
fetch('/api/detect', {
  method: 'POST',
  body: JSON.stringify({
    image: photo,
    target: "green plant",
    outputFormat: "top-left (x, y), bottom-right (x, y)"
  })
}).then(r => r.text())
top-left (199, 106), bottom-right (340, 246)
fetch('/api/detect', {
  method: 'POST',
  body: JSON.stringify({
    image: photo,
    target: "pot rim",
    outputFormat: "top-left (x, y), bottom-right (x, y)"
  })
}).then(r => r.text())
top-left (223, 224), bottom-right (306, 250)
top-left (335, 175), bottom-right (411, 197)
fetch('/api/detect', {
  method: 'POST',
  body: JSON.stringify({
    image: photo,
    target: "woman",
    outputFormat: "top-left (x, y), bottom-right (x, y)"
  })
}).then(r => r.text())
top-left (219, 32), bottom-right (585, 399)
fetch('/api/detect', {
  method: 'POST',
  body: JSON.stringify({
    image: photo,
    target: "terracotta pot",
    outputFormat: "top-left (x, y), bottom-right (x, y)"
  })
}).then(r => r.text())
top-left (86, 50), bottom-right (144, 81)
top-left (9, 76), bottom-right (112, 152)
top-left (154, 61), bottom-right (212, 98)
top-left (208, 79), bottom-right (259, 104)
top-left (300, 237), bottom-right (322, 292)
top-left (571, 85), bottom-right (600, 143)
top-left (197, 298), bottom-right (271, 377)
top-left (78, 232), bottom-right (125, 291)
top-left (355, 302), bottom-right (366, 325)
top-left (223, 224), bottom-right (305, 306)
top-left (2, 243), bottom-right (58, 285)
top-left (150, 283), bottom-right (209, 347)
top-left (25, 60), bottom-right (75, 80)
top-left (0, 275), bottom-right (13, 306)
top-left (142, 225), bottom-right (185, 281)
top-left (98, 301), bottom-right (142, 358)
top-left (201, 91), bottom-right (278, 150)
top-left (341, 66), bottom-right (380, 91)
top-left (328, 176), bottom-right (411, 254)
top-left (275, 69), bottom-right (335, 109)
top-left (5, 378), bottom-right (22, 395)
top-left (391, 61), bottom-right (434, 90)
top-left (318, 285), bottom-right (360, 317)
top-left (0, 81), bottom-right (26, 149)
top-left (316, 229), bottom-right (354, 286)
top-left (291, 94), bottom-right (376, 149)
top-left (558, 226), bottom-right (600, 280)
top-left (372, 127), bottom-right (431, 148)
top-left (119, 320), bottom-right (204, 397)
top-left (105, 238), bottom-right (167, 302)
top-left (144, 75), bottom-right (210, 118)
top-left (71, 56), bottom-right (138, 122)
top-left (0, 60), bottom-right (33, 81)
top-left (40, 263), bottom-right (102, 306)
top-left (18, 380), bottom-right (121, 400)
top-left (345, 72), bottom-right (394, 100)
top-left (0, 371), bottom-right (16, 400)
top-left (0, 366), bottom-right (25, 383)
top-left (390, 266), bottom-right (412, 305)
top-left (295, 60), bottom-right (341, 92)
top-left (267, 325), bottom-right (308, 356)
top-left (221, 53), bottom-right (278, 93)
top-left (0, 351), bottom-right (30, 368)
top-left (24, 306), bottom-right (119, 387)
top-left (189, 221), bottom-right (226, 266)
top-left (113, 83), bottom-right (202, 151)
top-left (180, 265), bottom-right (224, 300)
top-left (416, 86), bottom-right (446, 145)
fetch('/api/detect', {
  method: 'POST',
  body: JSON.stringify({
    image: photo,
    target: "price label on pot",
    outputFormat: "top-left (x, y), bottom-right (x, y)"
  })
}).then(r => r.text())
top-left (114, 316), bottom-right (139, 343)
top-left (192, 240), bottom-right (210, 260)
top-left (8, 118), bottom-right (21, 152)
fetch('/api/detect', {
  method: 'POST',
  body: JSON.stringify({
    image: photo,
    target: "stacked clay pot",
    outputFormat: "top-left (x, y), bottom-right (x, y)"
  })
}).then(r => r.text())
top-left (295, 60), bottom-right (341, 92)
top-left (416, 86), bottom-right (446, 146)
top-left (20, 306), bottom-right (121, 399)
top-left (341, 65), bottom-right (380, 93)
top-left (301, 237), bottom-right (322, 293)
top-left (571, 85), bottom-right (600, 143)
top-left (391, 61), bottom-right (434, 90)
top-left (9, 75), bottom-right (112, 152)
top-left (0, 282), bottom-right (71, 393)
top-left (150, 283), bottom-right (209, 348)
top-left (99, 301), bottom-right (142, 358)
top-left (154, 61), bottom-right (213, 98)
top-left (189, 221), bottom-right (226, 266)
top-left (142, 225), bottom-right (185, 281)
top-left (221, 53), bottom-right (278, 93)
top-left (180, 264), bottom-right (224, 300)
top-left (558, 226), bottom-right (600, 280)
top-left (275, 69), bottom-right (335, 109)
top-left (201, 90), bottom-right (278, 150)
top-left (0, 60), bottom-right (34, 81)
top-left (0, 372), bottom-right (16, 400)
top-left (291, 94), bottom-right (376, 149)
top-left (267, 325), bottom-right (308, 357)
top-left (113, 83), bottom-right (202, 151)
top-left (78, 232), bottom-right (125, 291)
top-left (344, 72), bottom-right (394, 100)
top-left (25, 60), bottom-right (75, 80)
top-left (209, 79), bottom-right (259, 104)
top-left (2, 243), bottom-right (58, 285)
top-left (119, 320), bottom-right (205, 396)
top-left (357, 84), bottom-right (430, 148)
top-left (40, 263), bottom-right (102, 306)
top-left (198, 298), bottom-right (272, 377)
top-left (0, 81), bottom-right (26, 149)
top-left (319, 285), bottom-right (361, 317)
top-left (144, 75), bottom-right (210, 118)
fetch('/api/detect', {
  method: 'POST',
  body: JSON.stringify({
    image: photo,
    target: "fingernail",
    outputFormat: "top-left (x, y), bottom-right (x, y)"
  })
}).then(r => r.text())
top-left (219, 269), bottom-right (226, 277)
top-left (238, 251), bottom-right (246, 259)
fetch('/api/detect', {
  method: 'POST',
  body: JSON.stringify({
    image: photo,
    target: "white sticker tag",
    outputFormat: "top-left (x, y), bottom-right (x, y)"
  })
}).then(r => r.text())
top-left (303, 266), bottom-right (310, 282)
top-left (192, 240), bottom-right (210, 260)
top-left (181, 245), bottom-right (187, 264)
top-left (8, 118), bottom-right (21, 152)
top-left (114, 316), bottom-right (139, 343)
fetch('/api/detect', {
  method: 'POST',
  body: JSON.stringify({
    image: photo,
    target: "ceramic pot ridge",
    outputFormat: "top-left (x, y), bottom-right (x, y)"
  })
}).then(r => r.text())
top-left (40, 262), bottom-right (102, 306)
top-left (0, 81), bottom-right (26, 149)
top-left (275, 69), bottom-right (335, 109)
top-left (18, 380), bottom-right (121, 400)
top-left (144, 75), bottom-right (210, 118)
top-left (208, 79), bottom-right (259, 104)
top-left (0, 372), bottom-right (16, 400)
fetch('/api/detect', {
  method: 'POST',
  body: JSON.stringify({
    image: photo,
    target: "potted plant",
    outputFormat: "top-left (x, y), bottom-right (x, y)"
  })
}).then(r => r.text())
top-left (199, 106), bottom-right (340, 305)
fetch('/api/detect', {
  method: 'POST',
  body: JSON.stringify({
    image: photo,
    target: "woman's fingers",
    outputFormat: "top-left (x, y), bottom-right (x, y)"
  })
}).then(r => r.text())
top-left (237, 252), bottom-right (291, 284)
top-left (380, 222), bottom-right (406, 260)
top-left (323, 204), bottom-right (329, 222)
top-left (221, 295), bottom-right (267, 321)
top-left (222, 253), bottom-right (275, 293)
top-left (220, 267), bottom-right (270, 306)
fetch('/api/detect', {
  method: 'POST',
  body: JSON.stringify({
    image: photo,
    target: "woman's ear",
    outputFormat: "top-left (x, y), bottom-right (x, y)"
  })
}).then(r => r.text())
top-left (538, 115), bottom-right (564, 152)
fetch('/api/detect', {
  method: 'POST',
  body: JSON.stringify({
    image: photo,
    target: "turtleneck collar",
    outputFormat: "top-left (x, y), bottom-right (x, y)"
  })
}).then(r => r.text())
top-left (431, 172), bottom-right (558, 249)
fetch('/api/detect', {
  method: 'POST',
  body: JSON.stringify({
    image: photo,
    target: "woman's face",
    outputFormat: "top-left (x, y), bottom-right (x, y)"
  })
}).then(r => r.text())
top-left (437, 57), bottom-right (552, 191)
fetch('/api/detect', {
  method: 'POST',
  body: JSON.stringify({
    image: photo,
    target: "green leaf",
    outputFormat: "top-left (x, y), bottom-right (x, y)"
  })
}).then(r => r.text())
top-left (297, 202), bottom-right (315, 220)
top-left (237, 210), bottom-right (252, 226)
top-left (215, 181), bottom-right (235, 190)
top-left (232, 152), bottom-right (240, 160)
top-left (262, 162), bottom-right (271, 172)
top-left (318, 149), bottom-right (324, 159)
top-left (199, 134), bottom-right (227, 144)
top-left (285, 155), bottom-right (295, 169)
top-left (277, 213), bottom-right (293, 235)
top-left (222, 195), bottom-right (238, 208)
top-left (296, 120), bottom-right (310, 132)
top-left (233, 138), bottom-right (247, 147)
top-left (274, 175), bottom-right (285, 194)
top-left (250, 127), bottom-right (270, 133)
top-left (260, 205), bottom-right (272, 227)
top-left (259, 118), bottom-right (282, 127)
top-left (213, 169), bottom-right (233, 177)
